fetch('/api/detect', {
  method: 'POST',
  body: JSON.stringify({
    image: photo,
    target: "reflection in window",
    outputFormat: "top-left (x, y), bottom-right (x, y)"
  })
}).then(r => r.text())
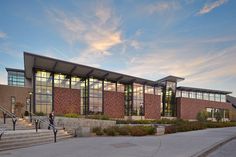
top-left (221, 95), bottom-right (226, 102)
top-left (124, 84), bottom-right (132, 116)
top-left (197, 92), bottom-right (203, 99)
top-left (133, 83), bottom-right (144, 116)
top-left (182, 91), bottom-right (189, 98)
top-left (210, 93), bottom-right (215, 101)
top-left (35, 71), bottom-right (52, 114)
top-left (215, 94), bottom-right (221, 102)
top-left (8, 71), bottom-right (25, 87)
top-left (117, 83), bottom-right (124, 92)
top-left (71, 76), bottom-right (81, 89)
top-left (189, 92), bottom-right (196, 99)
top-left (89, 78), bottom-right (103, 114)
top-left (145, 85), bottom-right (154, 94)
top-left (163, 81), bottom-right (176, 117)
top-left (54, 73), bottom-right (70, 88)
top-left (155, 87), bottom-right (162, 95)
top-left (104, 80), bottom-right (116, 91)
top-left (176, 90), bottom-right (181, 97)
top-left (203, 93), bottom-right (209, 100)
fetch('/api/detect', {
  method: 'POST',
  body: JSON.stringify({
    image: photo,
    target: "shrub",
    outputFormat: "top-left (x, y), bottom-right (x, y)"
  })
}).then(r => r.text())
top-left (87, 114), bottom-right (110, 120)
top-left (196, 111), bottom-right (208, 122)
top-left (117, 126), bottom-right (131, 135)
top-left (92, 127), bottom-right (104, 136)
top-left (64, 113), bottom-right (81, 118)
top-left (130, 126), bottom-right (147, 136)
top-left (103, 126), bottom-right (119, 136)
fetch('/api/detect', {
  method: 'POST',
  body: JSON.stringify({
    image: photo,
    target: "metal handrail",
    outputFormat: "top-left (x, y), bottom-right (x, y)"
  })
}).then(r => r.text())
top-left (22, 109), bottom-right (58, 143)
top-left (0, 105), bottom-right (17, 131)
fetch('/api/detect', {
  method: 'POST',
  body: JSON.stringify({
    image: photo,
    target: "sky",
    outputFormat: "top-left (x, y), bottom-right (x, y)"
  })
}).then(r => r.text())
top-left (0, 0), bottom-right (236, 96)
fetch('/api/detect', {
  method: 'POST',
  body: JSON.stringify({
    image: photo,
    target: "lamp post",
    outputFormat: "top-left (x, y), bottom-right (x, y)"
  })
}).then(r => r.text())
top-left (28, 91), bottom-right (33, 122)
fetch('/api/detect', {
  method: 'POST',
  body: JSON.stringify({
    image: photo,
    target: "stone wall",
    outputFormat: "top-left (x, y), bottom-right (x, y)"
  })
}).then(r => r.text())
top-left (54, 87), bottom-right (80, 115)
top-left (176, 97), bottom-right (234, 120)
top-left (104, 91), bottom-right (125, 118)
top-left (144, 94), bottom-right (161, 119)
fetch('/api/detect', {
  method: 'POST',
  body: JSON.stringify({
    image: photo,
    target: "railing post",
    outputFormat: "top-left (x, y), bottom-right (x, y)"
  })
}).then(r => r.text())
top-left (35, 119), bottom-right (39, 132)
top-left (0, 132), bottom-right (3, 140)
top-left (30, 112), bottom-right (32, 123)
top-left (12, 118), bottom-right (17, 131)
top-left (53, 128), bottom-right (58, 143)
top-left (2, 112), bottom-right (7, 124)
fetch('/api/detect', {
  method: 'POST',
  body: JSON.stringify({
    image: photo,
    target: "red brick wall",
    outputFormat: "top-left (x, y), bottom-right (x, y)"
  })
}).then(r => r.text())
top-left (104, 91), bottom-right (124, 118)
top-left (177, 97), bottom-right (233, 120)
top-left (54, 87), bottom-right (80, 115)
top-left (144, 94), bottom-right (161, 119)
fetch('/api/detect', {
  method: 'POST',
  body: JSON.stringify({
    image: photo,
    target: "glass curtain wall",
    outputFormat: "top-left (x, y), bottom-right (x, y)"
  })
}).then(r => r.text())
top-left (80, 78), bottom-right (89, 115)
top-left (8, 71), bottom-right (25, 87)
top-left (35, 71), bottom-right (52, 114)
top-left (124, 84), bottom-right (132, 116)
top-left (54, 74), bottom-right (70, 88)
top-left (133, 83), bottom-right (144, 116)
top-left (162, 81), bottom-right (176, 117)
top-left (89, 78), bottom-right (103, 114)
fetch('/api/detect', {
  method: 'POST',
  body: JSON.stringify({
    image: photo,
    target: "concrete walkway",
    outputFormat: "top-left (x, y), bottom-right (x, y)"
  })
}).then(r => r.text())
top-left (1, 127), bottom-right (236, 157)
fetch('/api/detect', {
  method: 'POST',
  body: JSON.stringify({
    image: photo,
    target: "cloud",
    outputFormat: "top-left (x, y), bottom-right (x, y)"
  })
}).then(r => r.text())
top-left (144, 1), bottom-right (181, 15)
top-left (119, 42), bottom-right (236, 88)
top-left (197, 0), bottom-right (228, 15)
top-left (0, 31), bottom-right (7, 38)
top-left (47, 3), bottom-right (122, 57)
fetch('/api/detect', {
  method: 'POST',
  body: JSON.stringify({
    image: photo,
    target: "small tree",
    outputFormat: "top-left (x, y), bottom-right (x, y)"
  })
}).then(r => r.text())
top-left (196, 110), bottom-right (208, 122)
top-left (215, 111), bottom-right (223, 122)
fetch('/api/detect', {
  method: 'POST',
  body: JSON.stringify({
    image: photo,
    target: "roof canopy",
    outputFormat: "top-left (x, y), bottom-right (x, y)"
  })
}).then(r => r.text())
top-left (24, 52), bottom-right (160, 86)
top-left (157, 75), bottom-right (184, 83)
top-left (177, 86), bottom-right (232, 95)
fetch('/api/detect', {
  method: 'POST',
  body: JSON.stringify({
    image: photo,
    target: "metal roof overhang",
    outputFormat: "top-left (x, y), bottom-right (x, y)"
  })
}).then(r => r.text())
top-left (24, 52), bottom-right (158, 86)
top-left (177, 86), bottom-right (232, 95)
top-left (157, 75), bottom-right (185, 83)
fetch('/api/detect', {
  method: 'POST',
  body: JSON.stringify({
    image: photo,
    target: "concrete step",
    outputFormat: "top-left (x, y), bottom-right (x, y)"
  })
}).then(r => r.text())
top-left (0, 129), bottom-right (72, 151)
top-left (0, 136), bottom-right (71, 151)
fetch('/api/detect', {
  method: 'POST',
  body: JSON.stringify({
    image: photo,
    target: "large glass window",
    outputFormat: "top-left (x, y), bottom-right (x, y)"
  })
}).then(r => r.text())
top-left (54, 73), bottom-right (70, 88)
top-left (35, 71), bottom-right (52, 114)
top-left (124, 84), bottom-right (132, 116)
top-left (133, 83), bottom-right (144, 116)
top-left (203, 93), bottom-right (209, 100)
top-left (145, 85), bottom-right (154, 94)
top-left (221, 95), bottom-right (226, 102)
top-left (189, 92), bottom-right (196, 99)
top-left (163, 81), bottom-right (176, 117)
top-left (89, 78), bottom-right (103, 114)
top-left (117, 83), bottom-right (124, 92)
top-left (210, 93), bottom-right (215, 101)
top-left (215, 94), bottom-right (221, 102)
top-left (8, 71), bottom-right (25, 87)
top-left (176, 90), bottom-right (181, 97)
top-left (104, 80), bottom-right (116, 91)
top-left (182, 91), bottom-right (189, 98)
top-left (197, 92), bottom-right (203, 99)
top-left (71, 76), bottom-right (81, 89)
top-left (80, 78), bottom-right (89, 115)
top-left (154, 87), bottom-right (162, 95)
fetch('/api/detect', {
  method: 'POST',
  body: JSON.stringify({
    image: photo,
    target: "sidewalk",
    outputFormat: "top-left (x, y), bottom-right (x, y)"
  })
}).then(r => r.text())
top-left (1, 127), bottom-right (236, 157)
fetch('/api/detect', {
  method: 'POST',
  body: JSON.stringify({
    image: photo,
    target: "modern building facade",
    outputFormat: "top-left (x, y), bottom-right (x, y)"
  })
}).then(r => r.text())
top-left (0, 52), bottom-right (235, 120)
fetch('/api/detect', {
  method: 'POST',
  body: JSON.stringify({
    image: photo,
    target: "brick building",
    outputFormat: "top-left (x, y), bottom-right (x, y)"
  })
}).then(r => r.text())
top-left (0, 52), bottom-right (235, 121)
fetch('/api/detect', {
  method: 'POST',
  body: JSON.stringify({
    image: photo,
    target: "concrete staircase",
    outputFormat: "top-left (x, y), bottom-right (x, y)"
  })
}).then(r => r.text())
top-left (0, 129), bottom-right (72, 151)
top-left (0, 117), bottom-right (73, 151)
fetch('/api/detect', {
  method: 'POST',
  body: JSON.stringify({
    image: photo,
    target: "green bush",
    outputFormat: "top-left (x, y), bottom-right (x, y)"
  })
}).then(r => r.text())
top-left (117, 126), bottom-right (131, 135)
top-left (64, 113), bottom-right (81, 118)
top-left (103, 126), bottom-right (119, 136)
top-left (92, 127), bottom-right (104, 136)
top-left (196, 111), bottom-right (208, 122)
top-left (87, 114), bottom-right (110, 120)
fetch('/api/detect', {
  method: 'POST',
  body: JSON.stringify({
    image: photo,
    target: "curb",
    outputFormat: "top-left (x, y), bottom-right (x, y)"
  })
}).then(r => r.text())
top-left (191, 134), bottom-right (236, 157)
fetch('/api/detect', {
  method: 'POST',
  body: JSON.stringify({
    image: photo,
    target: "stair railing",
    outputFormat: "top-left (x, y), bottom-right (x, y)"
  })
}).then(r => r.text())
top-left (0, 105), bottom-right (17, 131)
top-left (23, 109), bottom-right (58, 143)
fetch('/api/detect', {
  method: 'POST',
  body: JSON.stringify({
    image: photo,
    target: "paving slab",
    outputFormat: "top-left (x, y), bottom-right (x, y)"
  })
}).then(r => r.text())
top-left (0, 127), bottom-right (236, 157)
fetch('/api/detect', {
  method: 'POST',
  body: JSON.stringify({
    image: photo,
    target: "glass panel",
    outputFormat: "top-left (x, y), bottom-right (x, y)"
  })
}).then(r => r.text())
top-left (203, 93), bottom-right (209, 100)
top-left (54, 73), bottom-right (70, 88)
top-left (145, 85), bottom-right (154, 94)
top-left (197, 92), bottom-right (203, 99)
top-left (89, 78), bottom-right (103, 114)
top-left (8, 71), bottom-right (25, 87)
top-left (117, 83), bottom-right (124, 93)
top-left (163, 81), bottom-right (176, 117)
top-left (210, 93), bottom-right (215, 101)
top-left (104, 80), bottom-right (116, 91)
top-left (182, 91), bottom-right (189, 98)
top-left (221, 95), bottom-right (226, 102)
top-left (133, 83), bottom-right (144, 116)
top-left (35, 71), bottom-right (52, 114)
